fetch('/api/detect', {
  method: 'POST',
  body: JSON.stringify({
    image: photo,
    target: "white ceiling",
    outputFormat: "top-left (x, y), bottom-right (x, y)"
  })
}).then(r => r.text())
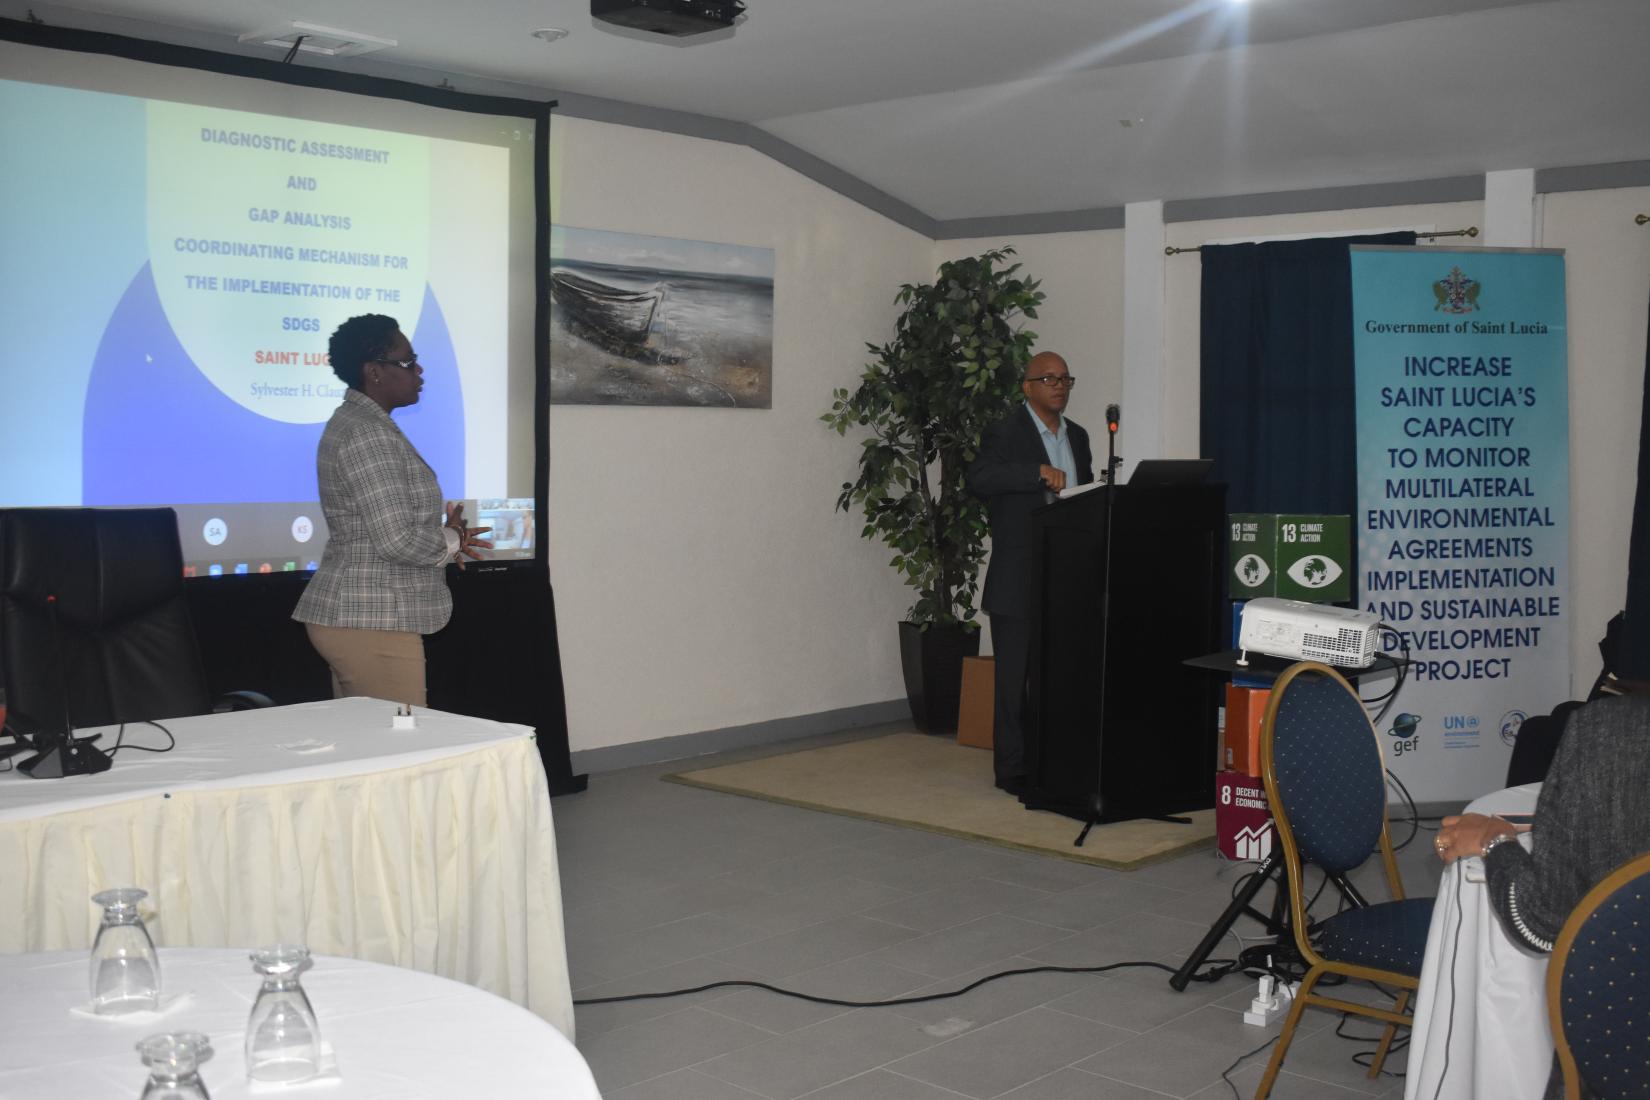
top-left (8, 0), bottom-right (1650, 221)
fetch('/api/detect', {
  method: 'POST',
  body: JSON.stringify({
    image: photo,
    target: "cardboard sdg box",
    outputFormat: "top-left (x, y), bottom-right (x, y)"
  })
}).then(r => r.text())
top-left (1216, 770), bottom-right (1275, 862)
top-left (1223, 685), bottom-right (1270, 776)
top-left (1228, 513), bottom-right (1352, 604)
top-left (956, 656), bottom-right (995, 749)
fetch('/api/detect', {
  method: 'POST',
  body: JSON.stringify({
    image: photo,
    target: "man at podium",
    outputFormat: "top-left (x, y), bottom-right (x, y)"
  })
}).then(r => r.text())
top-left (966, 352), bottom-right (1094, 795)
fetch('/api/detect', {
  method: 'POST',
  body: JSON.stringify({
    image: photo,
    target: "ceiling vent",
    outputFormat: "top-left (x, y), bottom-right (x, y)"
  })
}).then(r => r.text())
top-left (237, 22), bottom-right (398, 58)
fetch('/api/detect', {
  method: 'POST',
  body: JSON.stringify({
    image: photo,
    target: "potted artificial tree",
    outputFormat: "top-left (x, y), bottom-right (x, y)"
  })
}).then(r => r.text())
top-left (823, 248), bottom-right (1045, 732)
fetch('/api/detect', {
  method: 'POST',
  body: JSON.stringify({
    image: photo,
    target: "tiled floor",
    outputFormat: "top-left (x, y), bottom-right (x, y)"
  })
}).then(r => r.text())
top-left (555, 725), bottom-right (1443, 1099)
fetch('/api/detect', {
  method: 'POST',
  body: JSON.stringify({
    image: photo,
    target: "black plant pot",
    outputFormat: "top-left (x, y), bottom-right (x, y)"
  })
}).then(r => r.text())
top-left (897, 621), bottom-right (982, 735)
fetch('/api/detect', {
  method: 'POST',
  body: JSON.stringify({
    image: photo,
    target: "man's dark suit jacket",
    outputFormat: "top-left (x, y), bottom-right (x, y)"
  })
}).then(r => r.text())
top-left (967, 406), bottom-right (1094, 618)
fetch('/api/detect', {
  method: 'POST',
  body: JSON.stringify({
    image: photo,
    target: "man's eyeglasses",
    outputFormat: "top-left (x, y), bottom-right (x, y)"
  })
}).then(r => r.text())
top-left (1026, 374), bottom-right (1076, 388)
top-left (374, 358), bottom-right (420, 371)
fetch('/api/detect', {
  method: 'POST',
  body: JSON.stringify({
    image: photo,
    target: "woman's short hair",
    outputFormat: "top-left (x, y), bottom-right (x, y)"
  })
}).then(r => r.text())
top-left (327, 314), bottom-right (400, 389)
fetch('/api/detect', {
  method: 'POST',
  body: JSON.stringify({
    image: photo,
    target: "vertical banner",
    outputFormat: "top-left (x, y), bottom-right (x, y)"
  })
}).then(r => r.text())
top-left (1351, 247), bottom-right (1570, 804)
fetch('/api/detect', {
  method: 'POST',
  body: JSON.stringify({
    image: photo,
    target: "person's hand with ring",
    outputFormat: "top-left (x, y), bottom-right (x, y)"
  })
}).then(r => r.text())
top-left (1434, 812), bottom-right (1517, 864)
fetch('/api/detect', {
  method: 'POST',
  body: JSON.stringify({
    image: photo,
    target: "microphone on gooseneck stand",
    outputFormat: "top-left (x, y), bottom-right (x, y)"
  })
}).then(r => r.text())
top-left (19, 593), bottom-right (113, 779)
top-left (1103, 404), bottom-right (1122, 484)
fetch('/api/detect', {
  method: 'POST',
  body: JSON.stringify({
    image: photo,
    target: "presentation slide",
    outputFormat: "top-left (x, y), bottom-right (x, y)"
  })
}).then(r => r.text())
top-left (0, 38), bottom-right (542, 572)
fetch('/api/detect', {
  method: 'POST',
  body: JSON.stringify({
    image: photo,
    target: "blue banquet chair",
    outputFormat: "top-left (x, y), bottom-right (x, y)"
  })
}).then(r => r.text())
top-left (1547, 849), bottom-right (1650, 1099)
top-left (1253, 661), bottom-right (1434, 1099)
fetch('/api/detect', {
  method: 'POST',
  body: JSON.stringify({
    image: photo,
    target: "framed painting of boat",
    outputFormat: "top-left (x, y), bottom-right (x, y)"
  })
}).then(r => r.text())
top-left (549, 225), bottom-right (775, 408)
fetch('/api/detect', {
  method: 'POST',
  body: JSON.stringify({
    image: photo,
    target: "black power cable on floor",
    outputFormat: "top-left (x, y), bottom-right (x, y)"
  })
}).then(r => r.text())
top-left (1222, 1034), bottom-right (1279, 1099)
top-left (1335, 1011), bottom-right (1409, 1078)
top-left (573, 957), bottom-right (1233, 1009)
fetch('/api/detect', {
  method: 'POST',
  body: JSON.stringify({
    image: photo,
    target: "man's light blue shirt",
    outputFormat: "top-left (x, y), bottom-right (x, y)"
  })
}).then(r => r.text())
top-left (1026, 403), bottom-right (1077, 485)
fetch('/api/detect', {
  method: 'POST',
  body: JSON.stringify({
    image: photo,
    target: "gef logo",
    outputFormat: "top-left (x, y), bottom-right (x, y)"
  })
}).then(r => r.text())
top-left (1387, 712), bottom-right (1422, 757)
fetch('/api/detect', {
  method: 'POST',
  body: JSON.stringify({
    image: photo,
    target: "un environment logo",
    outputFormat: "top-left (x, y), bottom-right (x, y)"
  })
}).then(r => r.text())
top-left (1499, 710), bottom-right (1527, 747)
top-left (1432, 267), bottom-right (1482, 314)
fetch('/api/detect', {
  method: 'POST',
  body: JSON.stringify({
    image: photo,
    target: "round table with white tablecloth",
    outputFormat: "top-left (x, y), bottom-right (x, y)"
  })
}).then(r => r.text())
top-left (0, 948), bottom-right (600, 1099)
top-left (1405, 782), bottom-right (1551, 1100)
top-left (0, 698), bottom-right (574, 1039)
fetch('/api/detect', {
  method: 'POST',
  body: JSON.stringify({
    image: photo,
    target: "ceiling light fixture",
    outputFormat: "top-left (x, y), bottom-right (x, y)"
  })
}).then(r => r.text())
top-left (532, 27), bottom-right (571, 43)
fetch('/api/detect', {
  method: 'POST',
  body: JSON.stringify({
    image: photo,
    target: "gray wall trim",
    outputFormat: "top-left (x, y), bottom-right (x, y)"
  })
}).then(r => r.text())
top-left (932, 207), bottom-right (1125, 240)
top-left (1536, 160), bottom-right (1650, 194)
top-left (569, 699), bottom-right (910, 774)
top-left (742, 129), bottom-right (940, 237)
top-left (551, 89), bottom-right (755, 147)
top-left (1165, 175), bottom-right (1486, 224)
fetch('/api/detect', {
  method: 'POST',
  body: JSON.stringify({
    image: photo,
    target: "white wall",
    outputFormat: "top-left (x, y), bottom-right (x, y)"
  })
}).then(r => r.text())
top-left (932, 232), bottom-right (1127, 435)
top-left (548, 117), bottom-right (932, 753)
top-left (546, 117), bottom-right (1648, 755)
top-left (1543, 186), bottom-right (1650, 693)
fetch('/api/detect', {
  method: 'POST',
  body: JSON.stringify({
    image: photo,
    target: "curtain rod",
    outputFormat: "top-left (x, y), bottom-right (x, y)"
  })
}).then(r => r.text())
top-left (1164, 226), bottom-right (1480, 257)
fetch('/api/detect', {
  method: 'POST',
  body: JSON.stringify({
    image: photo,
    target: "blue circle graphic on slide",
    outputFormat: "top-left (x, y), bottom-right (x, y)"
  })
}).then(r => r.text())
top-left (82, 264), bottom-right (465, 504)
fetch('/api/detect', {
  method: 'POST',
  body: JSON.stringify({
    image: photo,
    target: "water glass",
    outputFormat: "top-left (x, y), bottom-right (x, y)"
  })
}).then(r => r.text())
top-left (136, 1031), bottom-right (213, 1099)
top-left (245, 945), bottom-right (321, 1083)
top-left (91, 887), bottom-right (161, 1014)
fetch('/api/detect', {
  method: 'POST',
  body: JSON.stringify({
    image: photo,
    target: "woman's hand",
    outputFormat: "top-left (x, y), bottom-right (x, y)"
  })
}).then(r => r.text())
top-left (445, 502), bottom-right (494, 570)
top-left (1433, 812), bottom-right (1517, 864)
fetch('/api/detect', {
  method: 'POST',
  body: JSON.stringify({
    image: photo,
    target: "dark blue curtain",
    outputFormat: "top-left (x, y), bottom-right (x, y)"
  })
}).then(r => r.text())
top-left (1618, 292), bottom-right (1650, 680)
top-left (1199, 232), bottom-right (1415, 514)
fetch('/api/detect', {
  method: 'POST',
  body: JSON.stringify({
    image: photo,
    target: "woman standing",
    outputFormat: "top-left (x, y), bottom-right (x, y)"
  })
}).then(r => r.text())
top-left (293, 314), bottom-right (490, 705)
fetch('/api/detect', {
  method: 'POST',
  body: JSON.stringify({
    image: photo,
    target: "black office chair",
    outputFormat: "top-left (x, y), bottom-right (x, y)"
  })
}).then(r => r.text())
top-left (1254, 661), bottom-right (1434, 1099)
top-left (1549, 850), bottom-right (1650, 1099)
top-left (0, 508), bottom-right (267, 772)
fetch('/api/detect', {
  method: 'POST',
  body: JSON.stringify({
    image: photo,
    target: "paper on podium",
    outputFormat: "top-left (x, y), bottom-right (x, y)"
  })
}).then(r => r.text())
top-left (1056, 480), bottom-right (1106, 500)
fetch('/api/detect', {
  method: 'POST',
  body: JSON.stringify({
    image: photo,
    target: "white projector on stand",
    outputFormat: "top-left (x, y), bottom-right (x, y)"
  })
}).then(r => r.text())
top-left (1238, 598), bottom-right (1380, 668)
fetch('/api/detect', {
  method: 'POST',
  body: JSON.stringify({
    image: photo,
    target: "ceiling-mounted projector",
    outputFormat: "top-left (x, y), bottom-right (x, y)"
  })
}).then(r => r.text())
top-left (591, 0), bottom-right (746, 37)
top-left (1238, 598), bottom-right (1381, 668)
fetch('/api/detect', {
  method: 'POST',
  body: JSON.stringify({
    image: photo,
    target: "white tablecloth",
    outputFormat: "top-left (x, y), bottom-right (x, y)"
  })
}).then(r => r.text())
top-left (1405, 782), bottom-right (1550, 1100)
top-left (0, 948), bottom-right (599, 1099)
top-left (0, 698), bottom-right (574, 1039)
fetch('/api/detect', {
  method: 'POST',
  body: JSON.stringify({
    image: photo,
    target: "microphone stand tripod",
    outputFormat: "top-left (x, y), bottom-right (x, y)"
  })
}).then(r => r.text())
top-left (1073, 411), bottom-right (1190, 846)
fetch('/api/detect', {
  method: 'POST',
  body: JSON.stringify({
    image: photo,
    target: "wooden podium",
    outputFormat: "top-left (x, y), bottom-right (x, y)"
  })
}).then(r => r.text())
top-left (1021, 482), bottom-right (1226, 823)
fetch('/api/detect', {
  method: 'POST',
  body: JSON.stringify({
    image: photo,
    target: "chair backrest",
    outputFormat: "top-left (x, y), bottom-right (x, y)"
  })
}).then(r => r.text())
top-left (1549, 850), bottom-right (1650, 1100)
top-left (0, 508), bottom-right (211, 734)
top-left (1261, 662), bottom-right (1389, 876)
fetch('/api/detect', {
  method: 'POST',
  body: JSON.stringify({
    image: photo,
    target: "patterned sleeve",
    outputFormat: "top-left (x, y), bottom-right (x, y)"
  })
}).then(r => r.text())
top-left (1483, 717), bottom-right (1587, 953)
top-left (336, 422), bottom-right (452, 568)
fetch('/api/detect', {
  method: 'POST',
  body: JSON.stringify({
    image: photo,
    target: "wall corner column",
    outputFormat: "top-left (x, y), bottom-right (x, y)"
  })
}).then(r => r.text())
top-left (1122, 200), bottom-right (1166, 477)
top-left (1484, 168), bottom-right (1539, 247)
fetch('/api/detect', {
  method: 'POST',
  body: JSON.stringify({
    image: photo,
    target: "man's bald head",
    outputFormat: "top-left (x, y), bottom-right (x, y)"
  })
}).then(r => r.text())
top-left (1022, 351), bottom-right (1072, 427)
top-left (1026, 352), bottom-right (1067, 376)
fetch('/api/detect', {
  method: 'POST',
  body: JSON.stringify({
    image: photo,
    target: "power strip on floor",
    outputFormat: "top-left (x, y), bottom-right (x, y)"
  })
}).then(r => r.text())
top-left (1243, 974), bottom-right (1296, 1027)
